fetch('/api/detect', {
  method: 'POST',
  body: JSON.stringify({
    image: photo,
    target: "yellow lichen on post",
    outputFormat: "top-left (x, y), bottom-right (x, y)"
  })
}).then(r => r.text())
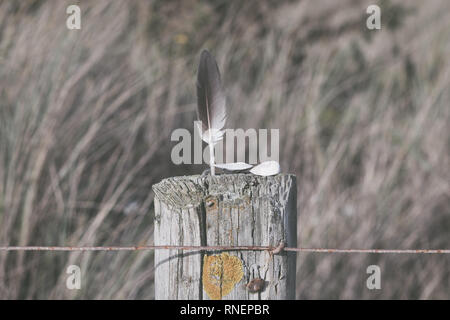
top-left (202, 253), bottom-right (244, 300)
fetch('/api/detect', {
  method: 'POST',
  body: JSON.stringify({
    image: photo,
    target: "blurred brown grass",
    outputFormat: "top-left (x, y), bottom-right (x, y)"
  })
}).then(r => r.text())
top-left (0, 0), bottom-right (449, 299)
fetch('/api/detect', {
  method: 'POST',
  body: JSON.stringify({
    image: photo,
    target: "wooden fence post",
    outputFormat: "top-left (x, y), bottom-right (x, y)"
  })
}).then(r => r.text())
top-left (152, 174), bottom-right (297, 300)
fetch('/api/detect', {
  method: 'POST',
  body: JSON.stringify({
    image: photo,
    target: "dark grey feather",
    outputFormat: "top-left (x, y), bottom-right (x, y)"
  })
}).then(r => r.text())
top-left (196, 49), bottom-right (226, 143)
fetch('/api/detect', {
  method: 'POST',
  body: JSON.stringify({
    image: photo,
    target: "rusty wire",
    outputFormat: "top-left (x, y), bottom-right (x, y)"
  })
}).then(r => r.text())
top-left (0, 245), bottom-right (449, 254)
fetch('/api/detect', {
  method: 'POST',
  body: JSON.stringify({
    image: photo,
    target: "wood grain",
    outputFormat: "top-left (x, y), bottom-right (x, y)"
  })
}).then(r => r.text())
top-left (153, 174), bottom-right (297, 300)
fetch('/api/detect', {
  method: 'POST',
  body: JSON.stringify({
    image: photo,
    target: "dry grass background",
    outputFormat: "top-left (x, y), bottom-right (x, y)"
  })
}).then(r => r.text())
top-left (0, 0), bottom-right (449, 299)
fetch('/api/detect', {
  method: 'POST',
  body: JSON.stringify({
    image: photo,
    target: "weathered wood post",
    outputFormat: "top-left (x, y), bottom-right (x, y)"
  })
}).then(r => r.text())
top-left (153, 174), bottom-right (296, 300)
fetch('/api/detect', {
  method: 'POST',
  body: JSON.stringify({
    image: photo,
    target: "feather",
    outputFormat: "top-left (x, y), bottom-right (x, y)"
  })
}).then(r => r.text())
top-left (196, 49), bottom-right (227, 175)
top-left (214, 162), bottom-right (253, 172)
top-left (249, 161), bottom-right (281, 176)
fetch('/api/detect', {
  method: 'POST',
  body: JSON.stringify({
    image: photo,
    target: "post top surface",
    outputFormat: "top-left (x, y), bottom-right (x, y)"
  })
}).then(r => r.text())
top-left (152, 173), bottom-right (296, 209)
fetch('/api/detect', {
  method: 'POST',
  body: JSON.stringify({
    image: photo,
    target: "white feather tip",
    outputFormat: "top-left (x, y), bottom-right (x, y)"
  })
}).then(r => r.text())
top-left (249, 161), bottom-right (281, 176)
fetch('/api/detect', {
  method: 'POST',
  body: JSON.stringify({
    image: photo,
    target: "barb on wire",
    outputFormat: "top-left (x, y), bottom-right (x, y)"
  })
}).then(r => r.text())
top-left (0, 245), bottom-right (449, 254)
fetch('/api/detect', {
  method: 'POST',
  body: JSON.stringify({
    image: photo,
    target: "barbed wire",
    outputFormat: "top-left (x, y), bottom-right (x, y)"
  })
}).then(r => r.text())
top-left (0, 245), bottom-right (449, 254)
